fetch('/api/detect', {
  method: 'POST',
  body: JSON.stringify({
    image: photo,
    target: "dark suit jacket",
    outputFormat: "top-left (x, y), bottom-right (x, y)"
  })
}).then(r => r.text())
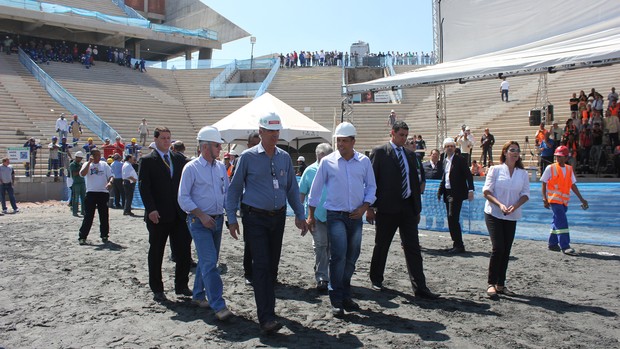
top-left (138, 149), bottom-right (187, 223)
top-left (423, 160), bottom-right (443, 180)
top-left (370, 143), bottom-right (423, 215)
top-left (438, 153), bottom-right (474, 201)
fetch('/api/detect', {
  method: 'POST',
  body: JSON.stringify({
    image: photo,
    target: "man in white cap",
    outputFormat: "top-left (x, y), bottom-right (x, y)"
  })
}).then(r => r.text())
top-left (387, 110), bottom-right (396, 127)
top-left (178, 126), bottom-right (233, 321)
top-left (307, 122), bottom-right (376, 317)
top-left (437, 137), bottom-right (474, 253)
top-left (55, 113), bottom-right (69, 140)
top-left (226, 113), bottom-right (307, 334)
top-left (296, 155), bottom-right (307, 176)
top-left (69, 151), bottom-right (86, 216)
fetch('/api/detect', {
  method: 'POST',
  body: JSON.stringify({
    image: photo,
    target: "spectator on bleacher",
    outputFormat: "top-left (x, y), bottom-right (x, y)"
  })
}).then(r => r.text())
top-left (480, 128), bottom-right (495, 167)
top-left (113, 136), bottom-right (125, 157)
top-left (588, 88), bottom-right (602, 100)
top-left (110, 154), bottom-right (125, 209)
top-left (1, 157), bottom-right (19, 214)
top-left (138, 118), bottom-right (149, 146)
top-left (471, 160), bottom-right (484, 176)
top-left (592, 94), bottom-right (605, 118)
top-left (23, 137), bottom-right (41, 177)
top-left (415, 135), bottom-right (427, 160)
top-left (607, 87), bottom-right (618, 109)
top-left (590, 122), bottom-right (604, 167)
top-left (569, 93), bottom-right (579, 119)
top-left (500, 78), bottom-right (510, 102)
top-left (102, 138), bottom-right (115, 159)
top-left (578, 124), bottom-right (592, 169)
top-left (590, 110), bottom-right (603, 128)
top-left (387, 110), bottom-right (396, 127)
top-left (563, 119), bottom-right (578, 164)
top-left (604, 109), bottom-right (620, 148)
top-left (69, 114), bottom-right (82, 147)
top-left (69, 151), bottom-right (86, 216)
top-left (47, 136), bottom-right (60, 179)
top-left (550, 121), bottom-right (562, 144)
top-left (456, 126), bottom-right (475, 167)
top-left (122, 154), bottom-right (138, 216)
top-left (58, 137), bottom-right (73, 177)
top-left (609, 99), bottom-right (620, 117)
top-left (3, 36), bottom-right (13, 55)
top-left (539, 132), bottom-right (555, 175)
top-left (534, 123), bottom-right (548, 147)
top-left (82, 137), bottom-right (97, 158)
top-left (55, 113), bottom-right (69, 140)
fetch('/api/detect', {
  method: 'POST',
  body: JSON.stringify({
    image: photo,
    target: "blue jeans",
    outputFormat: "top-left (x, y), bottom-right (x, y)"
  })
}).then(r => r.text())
top-left (1, 183), bottom-right (18, 211)
top-left (187, 214), bottom-right (226, 312)
top-left (326, 210), bottom-right (363, 307)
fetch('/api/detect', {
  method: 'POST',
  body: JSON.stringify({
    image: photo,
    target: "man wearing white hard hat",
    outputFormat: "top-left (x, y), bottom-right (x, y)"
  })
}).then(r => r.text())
top-left (296, 155), bottom-right (307, 176)
top-left (178, 126), bottom-right (233, 321)
top-left (69, 151), bottom-right (86, 216)
top-left (437, 137), bottom-right (474, 253)
top-left (226, 113), bottom-right (307, 334)
top-left (308, 122), bottom-right (376, 317)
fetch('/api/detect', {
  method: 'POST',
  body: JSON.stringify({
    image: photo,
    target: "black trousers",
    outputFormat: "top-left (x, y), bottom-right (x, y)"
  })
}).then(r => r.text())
top-left (79, 192), bottom-right (109, 240)
top-left (243, 236), bottom-right (253, 280)
top-left (370, 200), bottom-right (427, 292)
top-left (146, 218), bottom-right (192, 293)
top-left (112, 178), bottom-right (125, 208)
top-left (485, 213), bottom-right (516, 286)
top-left (123, 180), bottom-right (135, 214)
top-left (444, 191), bottom-right (464, 248)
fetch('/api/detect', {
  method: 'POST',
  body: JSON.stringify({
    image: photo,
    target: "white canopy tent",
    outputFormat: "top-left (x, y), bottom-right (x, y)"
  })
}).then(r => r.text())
top-left (346, 15), bottom-right (620, 94)
top-left (212, 92), bottom-right (332, 150)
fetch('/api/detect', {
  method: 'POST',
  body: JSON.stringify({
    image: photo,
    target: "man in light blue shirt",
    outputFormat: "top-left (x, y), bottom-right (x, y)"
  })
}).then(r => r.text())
top-left (307, 122), bottom-right (376, 317)
top-left (299, 142), bottom-right (333, 292)
top-left (178, 126), bottom-right (233, 321)
top-left (225, 113), bottom-right (307, 334)
top-left (110, 154), bottom-right (125, 209)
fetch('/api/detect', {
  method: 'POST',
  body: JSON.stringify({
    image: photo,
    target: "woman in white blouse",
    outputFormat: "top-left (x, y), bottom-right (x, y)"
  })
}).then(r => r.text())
top-left (482, 141), bottom-right (530, 299)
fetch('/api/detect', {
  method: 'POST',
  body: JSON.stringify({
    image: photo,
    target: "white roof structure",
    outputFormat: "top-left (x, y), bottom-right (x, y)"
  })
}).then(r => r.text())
top-left (212, 93), bottom-right (332, 148)
top-left (347, 1), bottom-right (620, 94)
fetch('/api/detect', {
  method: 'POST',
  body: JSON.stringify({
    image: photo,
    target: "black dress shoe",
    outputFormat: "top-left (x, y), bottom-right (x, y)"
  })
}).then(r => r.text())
top-left (415, 288), bottom-right (440, 300)
top-left (260, 320), bottom-right (283, 334)
top-left (175, 288), bottom-right (193, 297)
top-left (331, 307), bottom-right (344, 318)
top-left (447, 246), bottom-right (466, 254)
top-left (371, 283), bottom-right (383, 291)
top-left (342, 298), bottom-right (360, 311)
top-left (153, 292), bottom-right (168, 302)
top-left (316, 280), bottom-right (328, 292)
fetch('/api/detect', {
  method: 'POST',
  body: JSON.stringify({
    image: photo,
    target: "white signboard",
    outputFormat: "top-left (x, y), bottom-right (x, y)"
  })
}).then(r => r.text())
top-left (373, 91), bottom-right (391, 103)
top-left (8, 147), bottom-right (30, 162)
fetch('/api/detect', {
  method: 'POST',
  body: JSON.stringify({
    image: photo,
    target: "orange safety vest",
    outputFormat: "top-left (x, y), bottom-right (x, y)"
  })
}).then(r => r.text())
top-left (546, 163), bottom-right (572, 206)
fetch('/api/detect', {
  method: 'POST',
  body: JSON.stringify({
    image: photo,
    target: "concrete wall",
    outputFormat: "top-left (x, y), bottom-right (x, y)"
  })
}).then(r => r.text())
top-left (346, 67), bottom-right (384, 84)
top-left (13, 180), bottom-right (64, 202)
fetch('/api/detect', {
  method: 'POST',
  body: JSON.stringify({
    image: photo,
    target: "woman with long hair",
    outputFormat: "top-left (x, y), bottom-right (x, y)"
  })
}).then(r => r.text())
top-left (482, 141), bottom-right (530, 299)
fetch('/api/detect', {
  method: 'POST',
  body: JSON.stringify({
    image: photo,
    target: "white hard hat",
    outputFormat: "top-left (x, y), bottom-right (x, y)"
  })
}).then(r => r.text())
top-left (259, 113), bottom-right (282, 130)
top-left (297, 156), bottom-right (305, 162)
top-left (229, 149), bottom-right (238, 156)
top-left (74, 151), bottom-right (85, 158)
top-left (465, 126), bottom-right (471, 131)
top-left (334, 122), bottom-right (357, 137)
top-left (196, 126), bottom-right (223, 143)
top-left (443, 137), bottom-right (456, 148)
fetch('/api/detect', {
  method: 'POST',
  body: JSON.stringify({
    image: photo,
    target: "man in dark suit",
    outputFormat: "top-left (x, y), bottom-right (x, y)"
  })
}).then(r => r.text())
top-left (366, 121), bottom-right (439, 299)
top-left (437, 137), bottom-right (475, 253)
top-left (138, 126), bottom-right (191, 301)
top-left (423, 149), bottom-right (443, 180)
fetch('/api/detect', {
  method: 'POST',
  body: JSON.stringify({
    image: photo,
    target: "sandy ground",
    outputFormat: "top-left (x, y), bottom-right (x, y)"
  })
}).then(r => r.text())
top-left (0, 201), bottom-right (619, 349)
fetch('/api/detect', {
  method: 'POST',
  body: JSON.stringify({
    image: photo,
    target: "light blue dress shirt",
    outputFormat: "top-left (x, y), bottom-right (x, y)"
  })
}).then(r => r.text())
top-left (110, 160), bottom-right (123, 179)
top-left (308, 150), bottom-right (376, 212)
top-left (178, 156), bottom-right (228, 215)
top-left (226, 143), bottom-right (305, 225)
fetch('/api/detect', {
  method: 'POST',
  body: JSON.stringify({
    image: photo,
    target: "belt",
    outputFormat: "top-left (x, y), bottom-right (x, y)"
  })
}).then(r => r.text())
top-left (241, 204), bottom-right (286, 216)
top-left (208, 214), bottom-right (223, 220)
top-left (327, 210), bottom-right (352, 215)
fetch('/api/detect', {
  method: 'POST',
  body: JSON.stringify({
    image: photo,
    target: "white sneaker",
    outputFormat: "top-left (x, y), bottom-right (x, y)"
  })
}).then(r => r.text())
top-left (13, 208), bottom-right (19, 213)
top-left (191, 299), bottom-right (210, 308)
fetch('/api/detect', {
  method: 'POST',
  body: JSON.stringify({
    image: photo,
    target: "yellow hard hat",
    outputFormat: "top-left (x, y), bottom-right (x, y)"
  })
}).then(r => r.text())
top-left (87, 137), bottom-right (93, 141)
top-left (131, 138), bottom-right (137, 142)
top-left (106, 157), bottom-right (113, 164)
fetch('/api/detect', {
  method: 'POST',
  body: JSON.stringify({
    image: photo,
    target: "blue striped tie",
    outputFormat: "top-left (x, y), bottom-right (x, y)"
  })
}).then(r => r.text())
top-left (396, 147), bottom-right (408, 199)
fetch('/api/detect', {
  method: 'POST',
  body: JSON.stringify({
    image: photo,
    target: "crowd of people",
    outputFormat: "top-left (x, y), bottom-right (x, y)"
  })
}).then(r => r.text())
top-left (535, 87), bottom-right (620, 176)
top-left (278, 50), bottom-right (436, 68)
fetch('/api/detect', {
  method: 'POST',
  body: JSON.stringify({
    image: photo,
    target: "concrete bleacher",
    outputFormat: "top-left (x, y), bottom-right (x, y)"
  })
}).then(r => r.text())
top-left (43, 0), bottom-right (128, 18)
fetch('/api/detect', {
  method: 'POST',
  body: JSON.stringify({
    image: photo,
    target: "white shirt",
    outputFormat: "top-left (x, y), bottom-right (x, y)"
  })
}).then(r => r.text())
top-left (80, 161), bottom-right (112, 192)
top-left (443, 153), bottom-right (454, 189)
top-left (483, 164), bottom-right (530, 221)
top-left (55, 118), bottom-right (69, 132)
top-left (122, 161), bottom-right (138, 182)
top-left (500, 80), bottom-right (510, 90)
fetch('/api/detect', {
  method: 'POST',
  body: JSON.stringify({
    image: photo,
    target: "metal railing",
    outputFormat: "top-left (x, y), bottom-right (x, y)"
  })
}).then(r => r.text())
top-left (255, 58), bottom-right (279, 98)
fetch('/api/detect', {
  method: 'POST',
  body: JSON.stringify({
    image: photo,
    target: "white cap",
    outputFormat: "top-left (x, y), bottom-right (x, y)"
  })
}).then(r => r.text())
top-left (297, 156), bottom-right (305, 162)
top-left (465, 126), bottom-right (471, 131)
top-left (334, 122), bottom-right (357, 137)
top-left (74, 151), bottom-right (85, 158)
top-left (443, 137), bottom-right (456, 148)
top-left (390, 109), bottom-right (395, 113)
top-left (259, 113), bottom-right (283, 130)
top-left (196, 126), bottom-right (223, 143)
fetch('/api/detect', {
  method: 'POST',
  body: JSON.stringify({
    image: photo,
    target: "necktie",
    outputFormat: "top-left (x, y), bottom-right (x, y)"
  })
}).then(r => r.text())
top-left (396, 147), bottom-right (408, 199)
top-left (163, 153), bottom-right (172, 177)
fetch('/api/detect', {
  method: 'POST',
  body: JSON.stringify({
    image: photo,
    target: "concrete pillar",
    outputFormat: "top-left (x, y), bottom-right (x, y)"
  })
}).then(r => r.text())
top-left (198, 48), bottom-right (212, 60)
top-left (133, 41), bottom-right (141, 59)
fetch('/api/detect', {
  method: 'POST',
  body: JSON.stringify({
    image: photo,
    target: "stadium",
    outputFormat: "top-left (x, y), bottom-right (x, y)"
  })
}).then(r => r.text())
top-left (1, 0), bottom-right (619, 347)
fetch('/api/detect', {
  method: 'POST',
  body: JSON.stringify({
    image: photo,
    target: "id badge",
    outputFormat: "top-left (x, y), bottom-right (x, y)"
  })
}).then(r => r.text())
top-left (273, 179), bottom-right (279, 189)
